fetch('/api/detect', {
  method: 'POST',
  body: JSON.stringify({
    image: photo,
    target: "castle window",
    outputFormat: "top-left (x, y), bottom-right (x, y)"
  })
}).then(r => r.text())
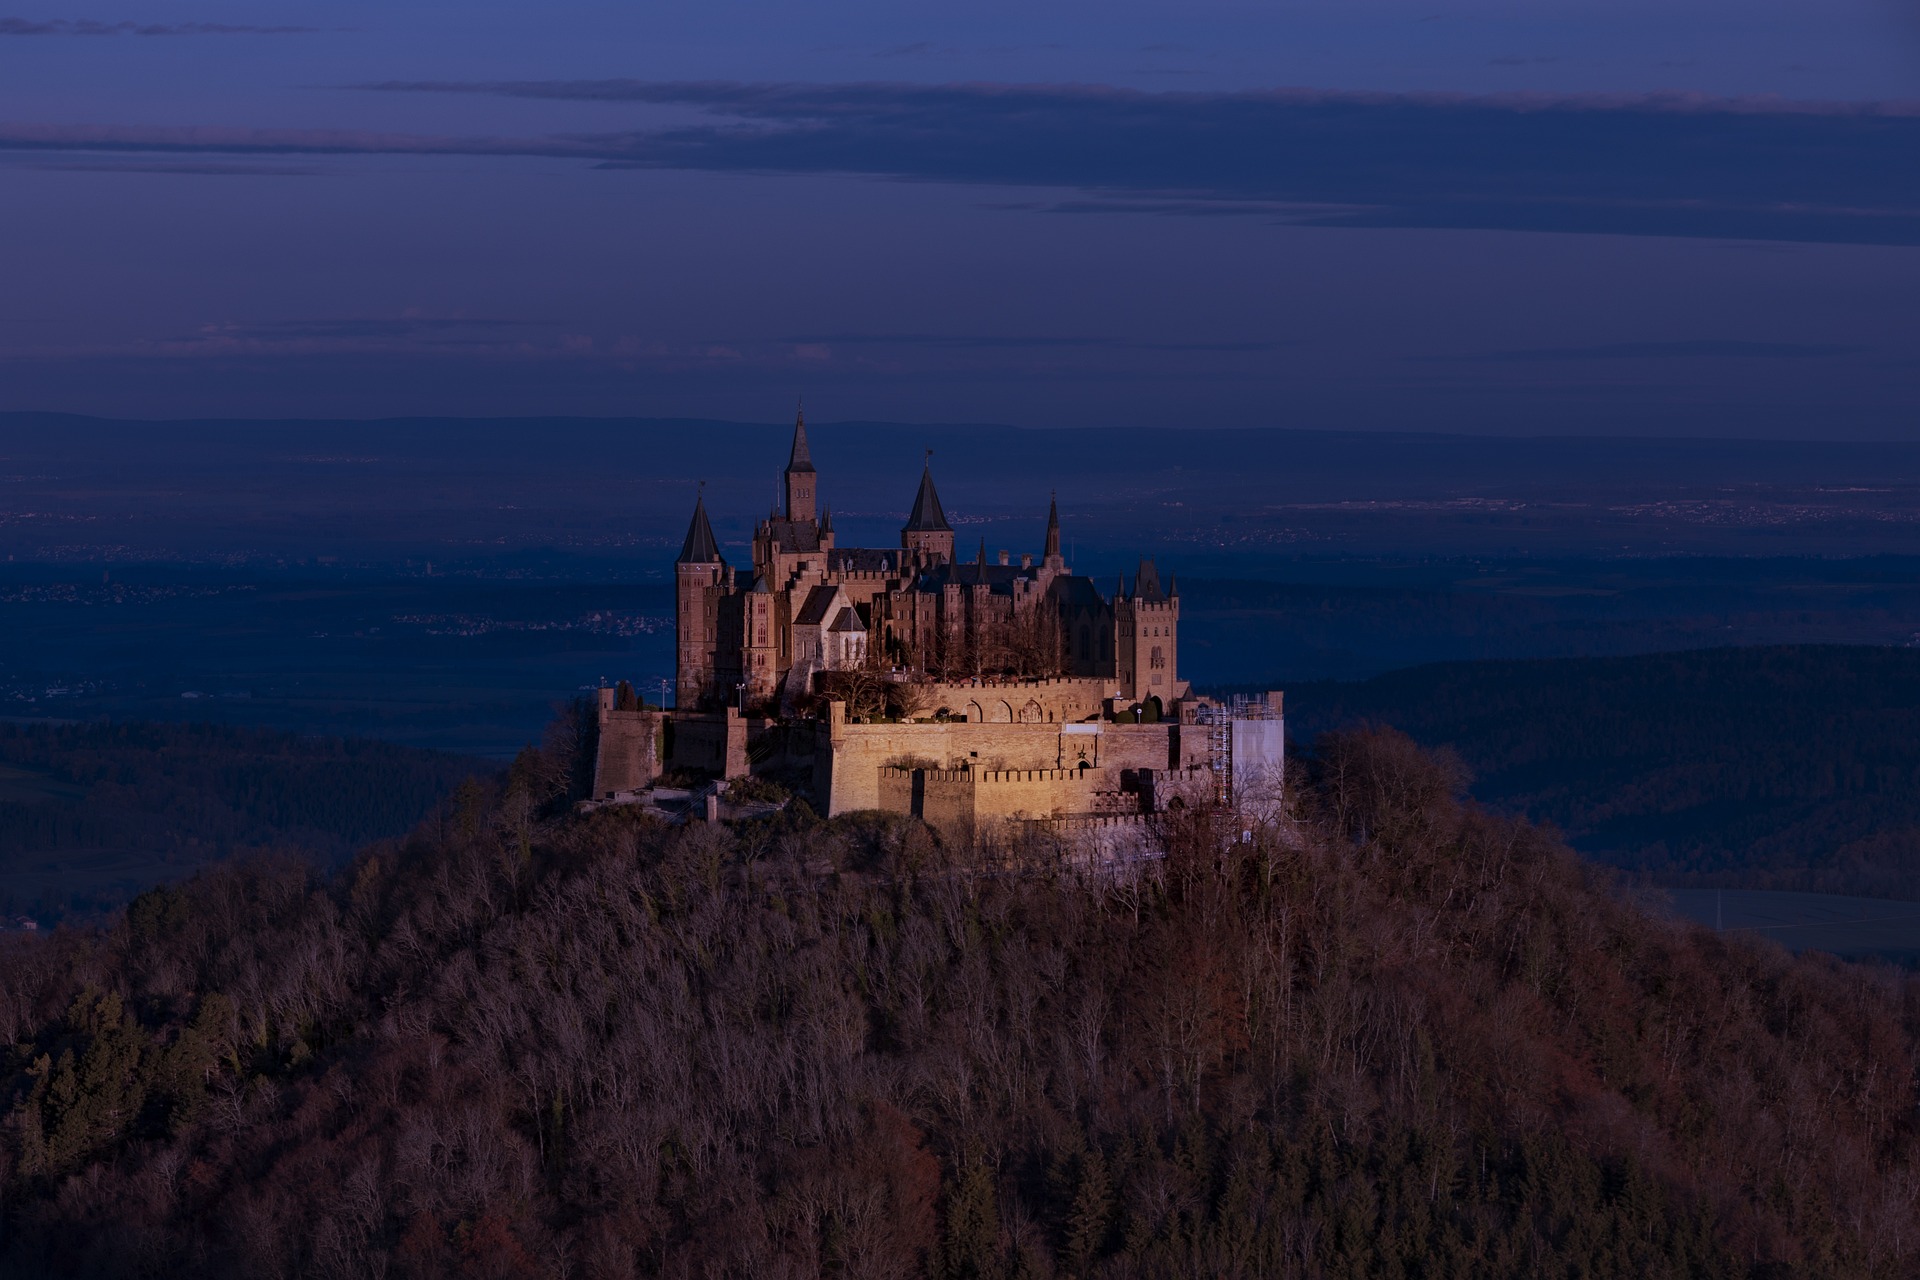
top-left (1150, 646), bottom-right (1165, 669)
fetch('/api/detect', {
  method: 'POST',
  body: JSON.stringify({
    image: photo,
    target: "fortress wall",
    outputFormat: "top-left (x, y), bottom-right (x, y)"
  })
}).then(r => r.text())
top-left (1099, 723), bottom-right (1213, 771)
top-left (592, 708), bottom-right (662, 798)
top-left (815, 704), bottom-right (1188, 816)
top-left (873, 763), bottom-right (1134, 840)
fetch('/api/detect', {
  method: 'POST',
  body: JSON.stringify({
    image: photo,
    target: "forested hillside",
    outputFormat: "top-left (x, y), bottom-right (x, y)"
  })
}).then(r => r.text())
top-left (0, 722), bottom-right (485, 921)
top-left (1283, 645), bottom-right (1920, 898)
top-left (1, 728), bottom-right (1915, 1277)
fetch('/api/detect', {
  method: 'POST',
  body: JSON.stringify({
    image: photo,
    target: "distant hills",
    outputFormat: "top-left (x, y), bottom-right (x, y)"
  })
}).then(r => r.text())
top-left (0, 721), bottom-right (485, 922)
top-left (1283, 644), bottom-right (1920, 897)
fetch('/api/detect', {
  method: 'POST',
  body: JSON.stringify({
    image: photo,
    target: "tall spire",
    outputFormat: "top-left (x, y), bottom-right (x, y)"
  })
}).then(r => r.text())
top-left (677, 489), bottom-right (723, 564)
top-left (1043, 491), bottom-right (1061, 563)
top-left (904, 458), bottom-right (951, 532)
top-left (782, 403), bottom-right (817, 522)
top-left (785, 403), bottom-right (815, 474)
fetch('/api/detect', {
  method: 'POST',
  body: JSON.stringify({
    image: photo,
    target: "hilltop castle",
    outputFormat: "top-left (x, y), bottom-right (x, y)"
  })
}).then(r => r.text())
top-left (592, 410), bottom-right (1282, 844)
top-left (673, 409), bottom-right (1185, 717)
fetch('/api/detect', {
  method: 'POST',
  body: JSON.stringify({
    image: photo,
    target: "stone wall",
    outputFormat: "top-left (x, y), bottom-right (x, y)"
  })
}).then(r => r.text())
top-left (811, 701), bottom-right (1222, 816)
top-left (592, 700), bottom-right (662, 799)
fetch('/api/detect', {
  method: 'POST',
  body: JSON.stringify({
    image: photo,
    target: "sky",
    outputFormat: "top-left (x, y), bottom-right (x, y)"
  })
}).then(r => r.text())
top-left (1, 1), bottom-right (1918, 435)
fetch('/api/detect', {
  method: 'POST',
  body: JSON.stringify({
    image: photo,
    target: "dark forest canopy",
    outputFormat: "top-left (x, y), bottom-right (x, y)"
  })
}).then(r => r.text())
top-left (1, 727), bottom-right (1917, 1277)
top-left (1282, 644), bottom-right (1920, 898)
top-left (0, 720), bottom-right (485, 921)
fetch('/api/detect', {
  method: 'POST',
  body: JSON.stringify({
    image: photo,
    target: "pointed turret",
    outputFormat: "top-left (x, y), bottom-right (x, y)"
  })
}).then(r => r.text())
top-left (901, 455), bottom-right (956, 564)
top-left (783, 405), bottom-right (817, 522)
top-left (677, 493), bottom-right (723, 564)
top-left (1168, 572), bottom-right (1179, 597)
top-left (904, 464), bottom-right (950, 533)
top-left (1043, 491), bottom-right (1063, 569)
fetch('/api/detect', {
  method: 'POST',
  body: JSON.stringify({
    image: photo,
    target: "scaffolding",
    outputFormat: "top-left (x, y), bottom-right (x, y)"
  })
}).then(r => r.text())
top-left (1193, 694), bottom-right (1283, 811)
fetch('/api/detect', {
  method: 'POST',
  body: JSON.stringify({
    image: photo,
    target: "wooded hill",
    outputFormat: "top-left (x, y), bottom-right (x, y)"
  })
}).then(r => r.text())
top-left (0, 726), bottom-right (1915, 1276)
top-left (1282, 644), bottom-right (1920, 899)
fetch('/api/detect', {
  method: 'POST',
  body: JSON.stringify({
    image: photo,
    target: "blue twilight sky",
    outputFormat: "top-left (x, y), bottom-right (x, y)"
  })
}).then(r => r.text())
top-left (1, 1), bottom-right (1918, 435)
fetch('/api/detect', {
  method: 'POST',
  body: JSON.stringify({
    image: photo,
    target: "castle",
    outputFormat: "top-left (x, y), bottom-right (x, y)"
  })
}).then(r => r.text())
top-left (592, 411), bottom-right (1283, 843)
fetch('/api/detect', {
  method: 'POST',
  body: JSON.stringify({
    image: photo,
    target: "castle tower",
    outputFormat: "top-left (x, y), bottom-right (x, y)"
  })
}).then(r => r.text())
top-left (1043, 493), bottom-right (1064, 571)
top-left (675, 492), bottom-right (728, 708)
top-left (902, 461), bottom-right (955, 564)
top-left (784, 406), bottom-right (816, 524)
top-left (742, 573), bottom-right (780, 706)
top-left (1114, 558), bottom-right (1179, 707)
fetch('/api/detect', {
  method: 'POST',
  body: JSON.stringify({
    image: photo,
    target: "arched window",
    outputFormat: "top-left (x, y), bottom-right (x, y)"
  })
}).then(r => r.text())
top-left (1150, 645), bottom-right (1165, 669)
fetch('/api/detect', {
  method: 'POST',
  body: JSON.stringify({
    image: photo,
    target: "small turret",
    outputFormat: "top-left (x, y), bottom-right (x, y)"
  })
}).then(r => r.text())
top-left (675, 489), bottom-right (726, 709)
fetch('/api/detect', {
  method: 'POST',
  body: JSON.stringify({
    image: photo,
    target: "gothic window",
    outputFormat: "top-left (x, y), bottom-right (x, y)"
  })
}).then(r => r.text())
top-left (1150, 645), bottom-right (1165, 669)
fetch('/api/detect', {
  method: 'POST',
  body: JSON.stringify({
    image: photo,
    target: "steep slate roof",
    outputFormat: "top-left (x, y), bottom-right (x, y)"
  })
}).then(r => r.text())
top-left (794, 584), bottom-right (841, 626)
top-left (1053, 575), bottom-right (1106, 611)
top-left (677, 495), bottom-right (723, 564)
top-left (829, 607), bottom-right (863, 633)
top-left (903, 466), bottom-right (951, 532)
top-left (786, 409), bottom-right (815, 474)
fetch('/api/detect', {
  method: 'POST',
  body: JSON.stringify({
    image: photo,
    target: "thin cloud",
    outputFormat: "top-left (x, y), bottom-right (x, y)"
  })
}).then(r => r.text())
top-left (794, 332), bottom-right (1289, 352)
top-left (1454, 341), bottom-right (1870, 362)
top-left (0, 18), bottom-right (324, 36)
top-left (354, 79), bottom-right (1920, 245)
top-left (8, 80), bottom-right (1920, 244)
top-left (9, 158), bottom-right (323, 175)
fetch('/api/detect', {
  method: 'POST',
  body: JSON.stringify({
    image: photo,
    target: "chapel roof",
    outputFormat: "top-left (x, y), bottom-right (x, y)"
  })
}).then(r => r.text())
top-left (794, 584), bottom-right (843, 626)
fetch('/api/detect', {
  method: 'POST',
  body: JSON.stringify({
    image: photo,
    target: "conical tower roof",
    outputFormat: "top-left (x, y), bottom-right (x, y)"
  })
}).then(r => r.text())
top-left (1044, 492), bottom-right (1061, 559)
top-left (677, 493), bottom-right (724, 564)
top-left (785, 406), bottom-right (815, 474)
top-left (1135, 558), bottom-right (1165, 602)
top-left (904, 464), bottom-right (951, 532)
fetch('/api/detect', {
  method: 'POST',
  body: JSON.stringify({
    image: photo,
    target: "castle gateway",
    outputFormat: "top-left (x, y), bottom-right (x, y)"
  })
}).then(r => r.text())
top-left (593, 410), bottom-right (1282, 840)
